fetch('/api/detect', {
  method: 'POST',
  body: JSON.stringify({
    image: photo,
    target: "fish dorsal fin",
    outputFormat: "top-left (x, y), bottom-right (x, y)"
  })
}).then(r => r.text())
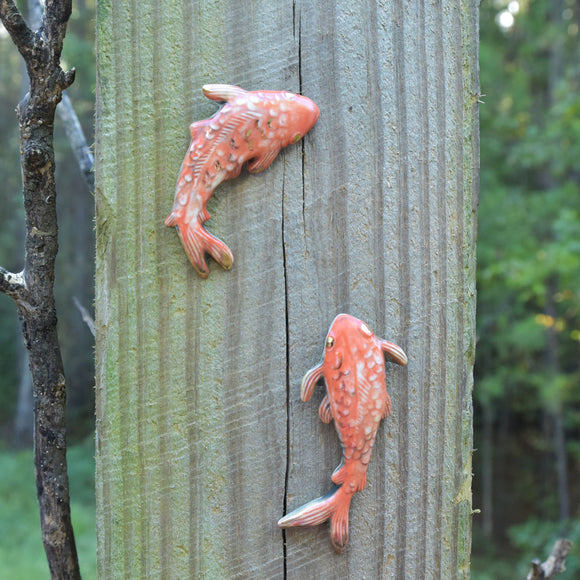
top-left (187, 108), bottom-right (262, 182)
top-left (190, 118), bottom-right (211, 140)
top-left (203, 84), bottom-right (248, 102)
top-left (354, 372), bottom-right (374, 423)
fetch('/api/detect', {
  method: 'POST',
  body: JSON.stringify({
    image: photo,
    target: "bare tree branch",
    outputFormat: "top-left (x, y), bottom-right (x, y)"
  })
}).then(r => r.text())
top-left (0, 0), bottom-right (81, 577)
top-left (73, 296), bottom-right (95, 337)
top-left (526, 539), bottom-right (573, 580)
top-left (0, 0), bottom-right (34, 57)
top-left (25, 0), bottom-right (94, 194)
top-left (57, 93), bottom-right (95, 193)
top-left (0, 266), bottom-right (27, 302)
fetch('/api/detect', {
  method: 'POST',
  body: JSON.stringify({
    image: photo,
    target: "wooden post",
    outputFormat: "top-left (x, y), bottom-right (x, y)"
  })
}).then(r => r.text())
top-left (95, 1), bottom-right (478, 578)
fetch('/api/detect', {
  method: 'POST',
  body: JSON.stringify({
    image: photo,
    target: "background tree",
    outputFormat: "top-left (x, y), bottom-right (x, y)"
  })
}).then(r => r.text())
top-left (0, 1), bottom-right (95, 449)
top-left (0, 0), bottom-right (88, 576)
top-left (473, 1), bottom-right (580, 577)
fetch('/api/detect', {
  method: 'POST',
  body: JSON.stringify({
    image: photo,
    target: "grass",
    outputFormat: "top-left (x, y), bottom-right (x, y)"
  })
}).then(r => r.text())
top-left (0, 439), bottom-right (96, 580)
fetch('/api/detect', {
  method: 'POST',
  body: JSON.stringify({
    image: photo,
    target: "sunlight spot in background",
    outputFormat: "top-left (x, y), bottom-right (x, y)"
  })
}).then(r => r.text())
top-left (0, 22), bottom-right (9, 39)
top-left (495, 0), bottom-right (520, 30)
top-left (497, 10), bottom-right (515, 29)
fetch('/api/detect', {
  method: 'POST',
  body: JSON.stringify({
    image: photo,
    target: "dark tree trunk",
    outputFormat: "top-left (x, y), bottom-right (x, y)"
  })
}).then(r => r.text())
top-left (0, 0), bottom-right (80, 577)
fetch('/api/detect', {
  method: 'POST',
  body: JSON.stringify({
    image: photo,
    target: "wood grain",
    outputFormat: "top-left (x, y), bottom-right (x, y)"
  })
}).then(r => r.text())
top-left (95, 0), bottom-right (478, 577)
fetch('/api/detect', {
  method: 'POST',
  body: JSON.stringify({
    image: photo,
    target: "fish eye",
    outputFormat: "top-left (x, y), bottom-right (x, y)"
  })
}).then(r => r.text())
top-left (326, 336), bottom-right (335, 349)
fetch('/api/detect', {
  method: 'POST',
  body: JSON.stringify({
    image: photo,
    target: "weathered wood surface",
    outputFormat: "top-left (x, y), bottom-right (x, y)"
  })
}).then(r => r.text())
top-left (95, 1), bottom-right (478, 578)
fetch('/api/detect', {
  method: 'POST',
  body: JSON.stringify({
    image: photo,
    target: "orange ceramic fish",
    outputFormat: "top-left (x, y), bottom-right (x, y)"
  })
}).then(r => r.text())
top-left (278, 314), bottom-right (407, 553)
top-left (165, 84), bottom-right (320, 277)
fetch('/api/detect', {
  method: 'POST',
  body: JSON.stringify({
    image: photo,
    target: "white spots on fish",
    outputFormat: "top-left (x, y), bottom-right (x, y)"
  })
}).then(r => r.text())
top-left (359, 323), bottom-right (372, 337)
top-left (184, 174), bottom-right (192, 183)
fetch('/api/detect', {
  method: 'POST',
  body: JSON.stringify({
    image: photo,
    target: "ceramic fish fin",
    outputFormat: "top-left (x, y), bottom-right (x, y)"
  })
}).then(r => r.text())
top-left (318, 394), bottom-right (333, 424)
top-left (331, 461), bottom-right (346, 485)
top-left (301, 363), bottom-right (324, 402)
top-left (173, 219), bottom-right (233, 278)
top-left (212, 110), bottom-right (263, 146)
top-left (378, 338), bottom-right (408, 366)
top-left (330, 502), bottom-right (350, 554)
top-left (190, 118), bottom-right (212, 140)
top-left (247, 147), bottom-right (281, 173)
top-left (356, 374), bottom-right (373, 407)
top-left (165, 211), bottom-right (179, 228)
top-left (278, 485), bottom-right (342, 528)
top-left (278, 486), bottom-right (353, 554)
top-left (382, 391), bottom-right (393, 419)
top-left (202, 84), bottom-right (248, 102)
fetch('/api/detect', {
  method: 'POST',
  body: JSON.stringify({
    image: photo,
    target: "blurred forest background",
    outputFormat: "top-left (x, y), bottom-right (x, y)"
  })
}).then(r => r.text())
top-left (0, 0), bottom-right (579, 578)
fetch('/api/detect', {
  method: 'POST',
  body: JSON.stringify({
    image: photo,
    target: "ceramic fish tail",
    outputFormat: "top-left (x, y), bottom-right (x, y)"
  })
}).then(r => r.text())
top-left (165, 84), bottom-right (320, 277)
top-left (278, 314), bottom-right (407, 553)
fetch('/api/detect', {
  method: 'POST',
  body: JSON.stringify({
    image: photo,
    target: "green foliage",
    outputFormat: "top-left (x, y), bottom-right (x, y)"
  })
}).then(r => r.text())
top-left (509, 518), bottom-right (580, 578)
top-left (474, 0), bottom-right (580, 576)
top-left (0, 441), bottom-right (96, 579)
top-left (477, 0), bottom-right (580, 420)
top-left (473, 518), bottom-right (580, 580)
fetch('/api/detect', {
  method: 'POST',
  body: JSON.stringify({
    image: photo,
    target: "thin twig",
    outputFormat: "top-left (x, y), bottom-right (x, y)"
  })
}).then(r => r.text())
top-left (73, 296), bottom-right (95, 337)
top-left (57, 93), bottom-right (95, 193)
top-left (0, 0), bottom-right (34, 56)
top-left (0, 266), bottom-right (26, 302)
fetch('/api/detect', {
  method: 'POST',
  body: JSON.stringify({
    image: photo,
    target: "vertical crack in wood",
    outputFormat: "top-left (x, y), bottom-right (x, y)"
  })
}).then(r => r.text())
top-left (281, 155), bottom-right (290, 579)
